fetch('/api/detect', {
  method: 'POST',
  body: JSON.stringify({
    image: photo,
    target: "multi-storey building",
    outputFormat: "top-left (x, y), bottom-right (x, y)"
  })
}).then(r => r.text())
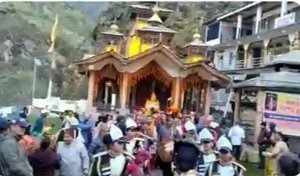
top-left (205, 1), bottom-right (300, 150)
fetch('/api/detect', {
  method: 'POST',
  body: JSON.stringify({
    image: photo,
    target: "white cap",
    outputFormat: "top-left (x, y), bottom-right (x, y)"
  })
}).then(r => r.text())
top-left (41, 109), bottom-right (49, 114)
top-left (209, 121), bottom-right (219, 128)
top-left (198, 128), bottom-right (214, 141)
top-left (184, 120), bottom-right (196, 131)
top-left (217, 135), bottom-right (232, 151)
top-left (68, 117), bottom-right (79, 126)
top-left (110, 124), bottom-right (124, 141)
top-left (125, 118), bottom-right (137, 129)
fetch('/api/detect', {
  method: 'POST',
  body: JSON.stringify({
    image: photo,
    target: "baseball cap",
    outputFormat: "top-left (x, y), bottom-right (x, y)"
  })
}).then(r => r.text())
top-left (11, 118), bottom-right (30, 128)
top-left (0, 117), bottom-right (10, 129)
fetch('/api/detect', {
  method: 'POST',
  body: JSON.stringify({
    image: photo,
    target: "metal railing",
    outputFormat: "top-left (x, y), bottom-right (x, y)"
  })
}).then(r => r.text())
top-left (268, 46), bottom-right (290, 56)
top-left (235, 59), bottom-right (245, 69)
top-left (250, 57), bottom-right (263, 68)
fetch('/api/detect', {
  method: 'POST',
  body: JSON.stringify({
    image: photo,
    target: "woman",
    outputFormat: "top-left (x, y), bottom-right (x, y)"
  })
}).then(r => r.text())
top-left (263, 131), bottom-right (289, 176)
top-left (57, 128), bottom-right (89, 176)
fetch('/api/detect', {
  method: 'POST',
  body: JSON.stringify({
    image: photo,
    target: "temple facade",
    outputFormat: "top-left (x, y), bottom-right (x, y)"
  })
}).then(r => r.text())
top-left (75, 4), bottom-right (230, 114)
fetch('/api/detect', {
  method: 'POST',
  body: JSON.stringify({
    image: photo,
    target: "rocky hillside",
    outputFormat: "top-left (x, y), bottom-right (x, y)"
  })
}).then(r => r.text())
top-left (0, 2), bottom-right (246, 106)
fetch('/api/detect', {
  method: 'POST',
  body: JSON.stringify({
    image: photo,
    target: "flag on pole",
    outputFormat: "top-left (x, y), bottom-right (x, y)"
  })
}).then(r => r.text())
top-left (48, 14), bottom-right (59, 53)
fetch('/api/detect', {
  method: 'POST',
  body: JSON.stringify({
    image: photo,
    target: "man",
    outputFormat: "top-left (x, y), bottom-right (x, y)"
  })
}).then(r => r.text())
top-left (19, 106), bottom-right (29, 119)
top-left (197, 128), bottom-right (217, 176)
top-left (173, 140), bottom-right (201, 176)
top-left (78, 114), bottom-right (94, 148)
top-left (228, 122), bottom-right (245, 160)
top-left (89, 124), bottom-right (134, 176)
top-left (57, 128), bottom-right (89, 176)
top-left (257, 121), bottom-right (268, 169)
top-left (10, 118), bottom-right (39, 155)
top-left (205, 136), bottom-right (246, 176)
top-left (0, 117), bottom-right (33, 176)
top-left (278, 152), bottom-right (300, 176)
top-left (32, 109), bottom-right (48, 137)
top-left (124, 117), bottom-right (145, 155)
top-left (28, 136), bottom-right (60, 176)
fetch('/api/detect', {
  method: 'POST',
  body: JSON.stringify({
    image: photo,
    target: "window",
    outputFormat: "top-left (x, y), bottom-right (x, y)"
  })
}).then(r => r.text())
top-left (207, 22), bottom-right (220, 41)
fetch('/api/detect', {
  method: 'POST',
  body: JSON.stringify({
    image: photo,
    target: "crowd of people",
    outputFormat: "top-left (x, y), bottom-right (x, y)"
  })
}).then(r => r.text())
top-left (0, 107), bottom-right (299, 176)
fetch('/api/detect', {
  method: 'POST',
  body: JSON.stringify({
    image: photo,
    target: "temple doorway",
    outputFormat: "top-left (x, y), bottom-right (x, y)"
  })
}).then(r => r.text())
top-left (129, 75), bottom-right (171, 110)
top-left (96, 78), bottom-right (119, 110)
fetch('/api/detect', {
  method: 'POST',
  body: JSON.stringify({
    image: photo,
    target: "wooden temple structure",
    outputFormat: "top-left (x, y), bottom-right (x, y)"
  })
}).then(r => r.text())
top-left (75, 4), bottom-right (230, 114)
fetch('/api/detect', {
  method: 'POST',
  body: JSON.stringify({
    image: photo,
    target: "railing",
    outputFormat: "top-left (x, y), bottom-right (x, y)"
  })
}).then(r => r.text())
top-left (268, 46), bottom-right (290, 56)
top-left (235, 58), bottom-right (245, 69)
top-left (250, 57), bottom-right (263, 68)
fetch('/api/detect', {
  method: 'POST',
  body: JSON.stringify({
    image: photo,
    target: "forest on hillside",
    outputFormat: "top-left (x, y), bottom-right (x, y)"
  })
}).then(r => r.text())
top-left (0, 2), bottom-right (247, 106)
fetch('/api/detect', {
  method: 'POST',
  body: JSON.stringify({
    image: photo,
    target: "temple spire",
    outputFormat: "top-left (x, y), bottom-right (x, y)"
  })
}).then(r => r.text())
top-left (148, 3), bottom-right (163, 25)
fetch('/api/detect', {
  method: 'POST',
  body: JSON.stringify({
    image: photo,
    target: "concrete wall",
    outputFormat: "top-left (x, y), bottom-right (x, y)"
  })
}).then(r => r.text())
top-left (32, 97), bottom-right (87, 114)
top-left (214, 48), bottom-right (236, 71)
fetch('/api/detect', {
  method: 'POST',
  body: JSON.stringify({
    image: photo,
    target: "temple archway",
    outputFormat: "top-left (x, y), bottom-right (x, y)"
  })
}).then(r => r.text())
top-left (128, 61), bottom-right (173, 110)
top-left (94, 64), bottom-right (121, 110)
top-left (130, 75), bottom-right (171, 110)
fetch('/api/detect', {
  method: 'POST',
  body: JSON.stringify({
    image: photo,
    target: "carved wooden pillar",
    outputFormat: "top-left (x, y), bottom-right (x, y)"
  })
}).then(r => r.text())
top-left (234, 89), bottom-right (242, 122)
top-left (204, 81), bottom-right (212, 115)
top-left (87, 71), bottom-right (96, 111)
top-left (172, 77), bottom-right (182, 110)
top-left (120, 73), bottom-right (129, 110)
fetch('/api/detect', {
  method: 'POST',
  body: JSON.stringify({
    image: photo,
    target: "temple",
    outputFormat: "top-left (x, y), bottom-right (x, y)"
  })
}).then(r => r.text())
top-left (75, 4), bottom-right (230, 114)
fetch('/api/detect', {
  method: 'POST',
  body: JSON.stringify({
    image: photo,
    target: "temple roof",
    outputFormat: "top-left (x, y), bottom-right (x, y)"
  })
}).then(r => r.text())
top-left (74, 44), bottom-right (230, 87)
top-left (138, 25), bottom-right (176, 34)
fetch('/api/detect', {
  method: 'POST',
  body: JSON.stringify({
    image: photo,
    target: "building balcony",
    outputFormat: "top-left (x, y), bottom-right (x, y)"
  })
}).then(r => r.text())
top-left (235, 59), bottom-right (245, 69)
top-left (269, 46), bottom-right (290, 56)
top-left (249, 57), bottom-right (263, 68)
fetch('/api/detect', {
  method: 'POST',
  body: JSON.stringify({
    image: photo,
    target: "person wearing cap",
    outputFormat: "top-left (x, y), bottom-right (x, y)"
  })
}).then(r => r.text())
top-left (89, 124), bottom-right (134, 176)
top-left (183, 120), bottom-right (198, 142)
top-left (173, 140), bottom-right (201, 176)
top-left (57, 127), bottom-right (89, 176)
top-left (0, 117), bottom-right (33, 176)
top-left (197, 128), bottom-right (217, 176)
top-left (10, 118), bottom-right (39, 155)
top-left (124, 117), bottom-right (145, 155)
top-left (205, 136), bottom-right (246, 176)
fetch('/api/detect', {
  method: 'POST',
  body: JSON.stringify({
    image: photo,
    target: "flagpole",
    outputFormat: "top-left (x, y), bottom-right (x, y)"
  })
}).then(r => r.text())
top-left (47, 14), bottom-right (58, 100)
top-left (32, 58), bottom-right (37, 102)
top-left (47, 58), bottom-right (55, 99)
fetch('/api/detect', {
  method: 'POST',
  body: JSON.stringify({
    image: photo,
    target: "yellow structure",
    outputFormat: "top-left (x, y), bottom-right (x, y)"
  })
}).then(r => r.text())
top-left (75, 4), bottom-right (230, 113)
